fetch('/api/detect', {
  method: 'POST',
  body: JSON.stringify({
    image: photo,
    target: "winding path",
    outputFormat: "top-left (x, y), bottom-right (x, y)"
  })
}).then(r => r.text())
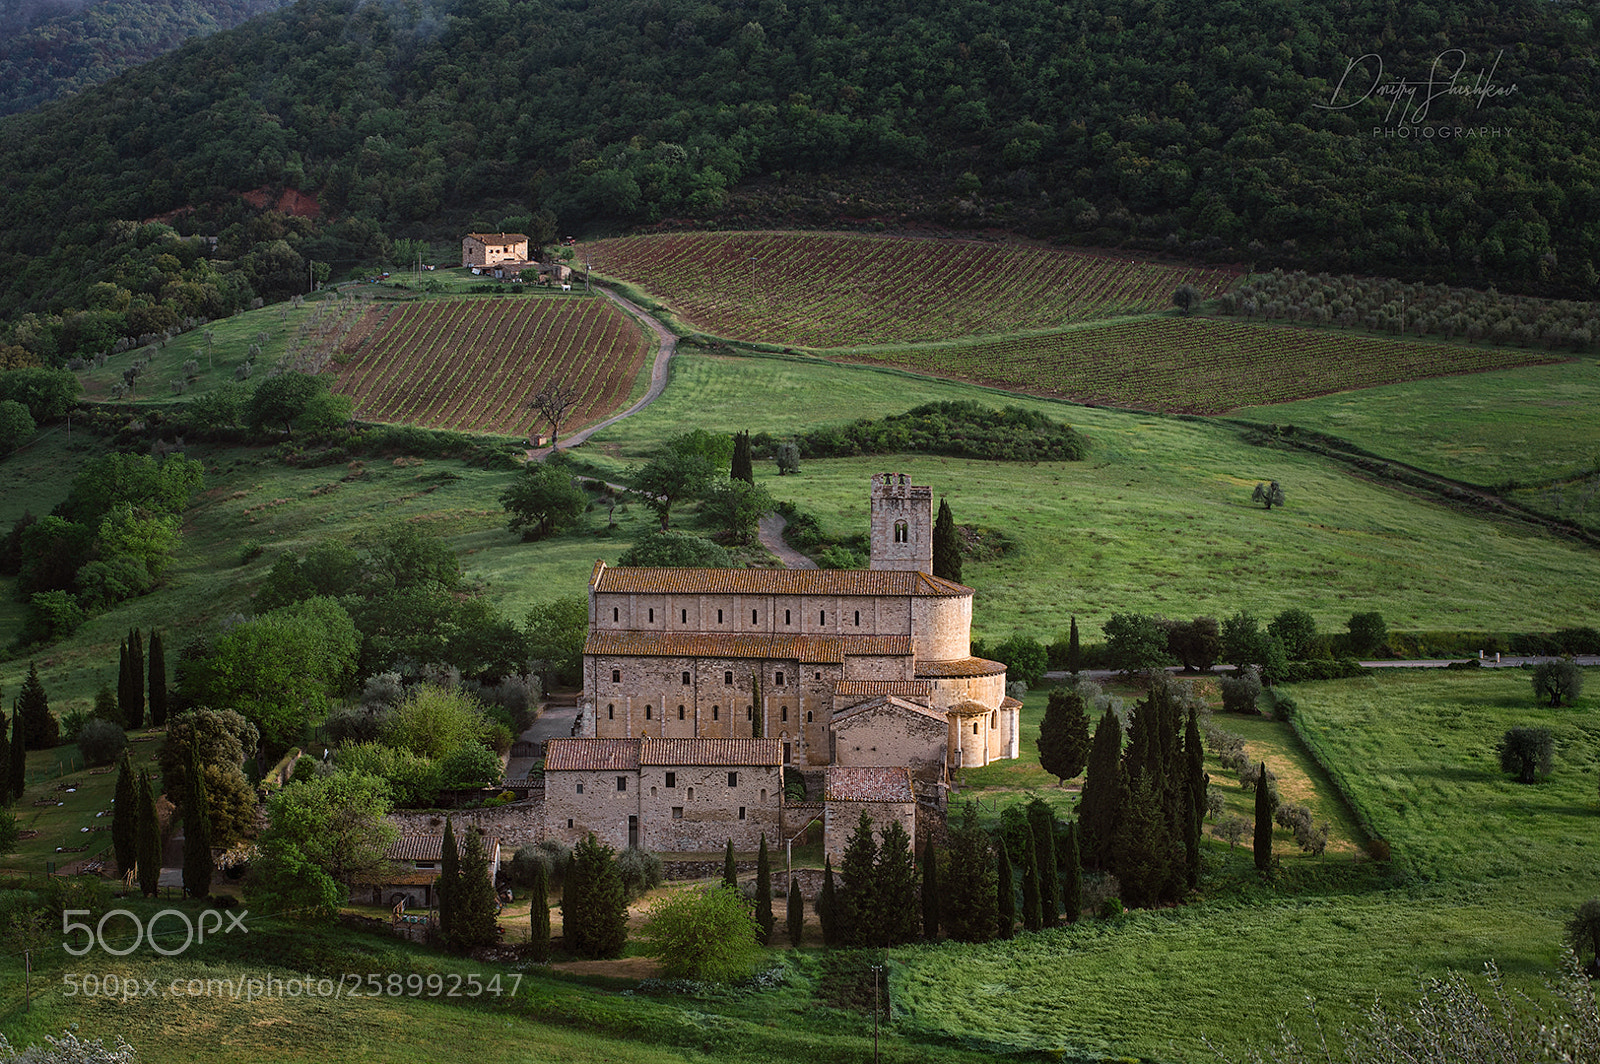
top-left (757, 512), bottom-right (818, 569)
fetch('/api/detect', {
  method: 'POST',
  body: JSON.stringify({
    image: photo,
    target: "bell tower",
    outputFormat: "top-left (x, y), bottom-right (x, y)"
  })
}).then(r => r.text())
top-left (869, 473), bottom-right (933, 573)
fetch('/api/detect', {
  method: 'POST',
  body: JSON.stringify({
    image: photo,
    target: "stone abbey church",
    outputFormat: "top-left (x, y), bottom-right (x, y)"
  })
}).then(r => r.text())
top-left (544, 474), bottom-right (1019, 857)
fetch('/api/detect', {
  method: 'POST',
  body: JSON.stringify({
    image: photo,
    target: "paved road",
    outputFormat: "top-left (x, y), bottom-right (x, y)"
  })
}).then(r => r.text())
top-left (1043, 655), bottom-right (1599, 684)
top-left (527, 288), bottom-right (677, 460)
top-left (757, 512), bottom-right (818, 569)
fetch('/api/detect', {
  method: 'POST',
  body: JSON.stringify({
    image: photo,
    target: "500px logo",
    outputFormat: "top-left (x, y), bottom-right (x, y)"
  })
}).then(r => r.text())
top-left (63, 908), bottom-right (248, 957)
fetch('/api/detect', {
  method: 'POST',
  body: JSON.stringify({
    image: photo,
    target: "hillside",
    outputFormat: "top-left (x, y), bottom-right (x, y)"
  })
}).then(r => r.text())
top-left (0, 0), bottom-right (288, 116)
top-left (0, 0), bottom-right (1597, 364)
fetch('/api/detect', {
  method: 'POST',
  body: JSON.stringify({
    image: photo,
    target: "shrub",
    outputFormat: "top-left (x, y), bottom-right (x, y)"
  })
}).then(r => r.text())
top-left (992, 634), bottom-right (1048, 687)
top-left (616, 847), bottom-right (664, 900)
top-left (1346, 611), bottom-right (1388, 656)
top-left (639, 885), bottom-right (763, 982)
top-left (1267, 608), bottom-right (1319, 660)
top-left (815, 545), bottom-right (866, 569)
top-left (1219, 667), bottom-right (1262, 714)
top-left (61, 707), bottom-right (95, 744)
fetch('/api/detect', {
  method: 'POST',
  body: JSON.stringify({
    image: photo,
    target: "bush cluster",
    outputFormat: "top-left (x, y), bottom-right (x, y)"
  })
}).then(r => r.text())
top-left (757, 401), bottom-right (1089, 463)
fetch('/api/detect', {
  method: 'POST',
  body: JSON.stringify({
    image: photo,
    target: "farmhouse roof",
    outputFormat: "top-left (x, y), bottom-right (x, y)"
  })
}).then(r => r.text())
top-left (914, 656), bottom-right (1008, 678)
top-left (386, 833), bottom-right (500, 863)
top-left (590, 562), bottom-right (971, 597)
top-left (465, 232), bottom-right (528, 243)
top-left (544, 738), bottom-right (641, 771)
top-left (824, 765), bottom-right (914, 803)
top-left (831, 695), bottom-right (948, 727)
top-left (641, 738), bottom-right (781, 766)
top-left (584, 630), bottom-right (911, 662)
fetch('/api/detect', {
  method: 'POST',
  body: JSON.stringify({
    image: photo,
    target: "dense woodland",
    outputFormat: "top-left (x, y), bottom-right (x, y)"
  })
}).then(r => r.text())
top-left (0, 0), bottom-right (289, 116)
top-left (0, 0), bottom-right (1596, 362)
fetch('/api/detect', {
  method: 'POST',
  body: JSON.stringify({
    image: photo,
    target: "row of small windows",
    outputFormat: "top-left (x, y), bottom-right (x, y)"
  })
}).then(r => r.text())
top-left (605, 703), bottom-right (813, 724)
top-left (608, 606), bottom-right (865, 626)
top-left (581, 772), bottom-right (746, 792)
top-left (612, 668), bottom-right (791, 686)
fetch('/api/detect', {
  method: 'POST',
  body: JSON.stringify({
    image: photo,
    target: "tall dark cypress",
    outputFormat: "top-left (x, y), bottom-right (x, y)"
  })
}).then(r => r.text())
top-left (528, 859), bottom-right (551, 962)
top-left (1061, 820), bottom-right (1082, 924)
top-left (1183, 707), bottom-right (1207, 890)
top-left (126, 629), bottom-right (145, 729)
top-left (817, 855), bottom-right (838, 947)
top-left (9, 709), bottom-right (25, 803)
top-left (439, 817), bottom-right (460, 946)
top-left (0, 710), bottom-right (9, 807)
top-left (920, 845), bottom-right (940, 940)
top-left (995, 838), bottom-right (1015, 939)
top-left (1066, 615), bottom-right (1082, 676)
top-left (182, 741), bottom-right (212, 898)
top-left (722, 838), bottom-right (737, 889)
top-left (112, 753), bottom-right (136, 876)
top-left (136, 770), bottom-right (161, 897)
top-left (932, 497), bottom-right (962, 583)
top-left (1019, 830), bottom-right (1043, 932)
top-left (454, 827), bottom-right (501, 950)
top-left (1078, 708), bottom-right (1125, 870)
top-left (754, 833), bottom-right (774, 944)
top-left (1026, 798), bottom-right (1060, 928)
top-left (18, 661), bottom-right (55, 749)
top-left (730, 430), bottom-right (754, 484)
top-left (1254, 762), bottom-right (1274, 873)
top-left (117, 641), bottom-right (132, 725)
top-left (786, 877), bottom-right (804, 948)
top-left (148, 630), bottom-right (168, 727)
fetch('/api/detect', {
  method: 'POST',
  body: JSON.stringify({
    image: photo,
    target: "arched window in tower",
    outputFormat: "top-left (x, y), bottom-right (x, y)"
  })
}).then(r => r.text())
top-left (894, 520), bottom-right (908, 543)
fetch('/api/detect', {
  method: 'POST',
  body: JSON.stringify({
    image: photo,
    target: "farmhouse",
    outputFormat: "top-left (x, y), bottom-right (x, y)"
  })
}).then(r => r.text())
top-left (552, 473), bottom-right (1019, 853)
top-left (461, 232), bottom-right (529, 267)
top-left (355, 831), bottom-right (501, 909)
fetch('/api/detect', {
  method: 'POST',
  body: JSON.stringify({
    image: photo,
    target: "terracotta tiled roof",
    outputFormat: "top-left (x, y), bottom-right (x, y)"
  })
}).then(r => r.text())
top-left (914, 656), bottom-right (1008, 678)
top-left (948, 699), bottom-right (996, 718)
top-left (825, 765), bottom-right (914, 803)
top-left (590, 563), bottom-right (970, 597)
top-left (386, 834), bottom-right (500, 863)
top-left (832, 695), bottom-right (948, 727)
top-left (584, 630), bottom-right (911, 662)
top-left (466, 232), bottom-right (528, 243)
top-left (641, 738), bottom-right (781, 766)
top-left (1001, 696), bottom-right (1023, 711)
top-left (834, 680), bottom-right (934, 698)
top-left (544, 738), bottom-right (641, 771)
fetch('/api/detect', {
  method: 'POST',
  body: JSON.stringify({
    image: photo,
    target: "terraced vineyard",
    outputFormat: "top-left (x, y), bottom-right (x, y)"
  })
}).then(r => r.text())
top-left (846, 317), bottom-right (1564, 414)
top-left (585, 231), bottom-right (1242, 347)
top-left (333, 297), bottom-right (650, 435)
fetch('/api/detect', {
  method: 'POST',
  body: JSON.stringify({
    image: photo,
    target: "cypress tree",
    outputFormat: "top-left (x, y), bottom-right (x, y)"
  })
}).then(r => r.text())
top-left (439, 817), bottom-right (460, 946)
top-left (135, 770), bottom-right (161, 897)
top-left (754, 833), bottom-right (774, 944)
top-left (18, 662), bottom-right (56, 749)
top-left (148, 630), bottom-right (168, 727)
top-left (1254, 762), bottom-right (1274, 873)
top-left (1078, 708), bottom-right (1125, 870)
top-left (942, 803), bottom-right (997, 943)
top-left (182, 742), bottom-right (212, 898)
top-left (1061, 820), bottom-right (1082, 924)
top-left (0, 710), bottom-right (8, 807)
top-left (9, 709), bottom-right (25, 803)
top-left (112, 753), bottom-right (136, 876)
top-left (786, 877), bottom-right (804, 947)
top-left (1019, 830), bottom-right (1042, 932)
top-left (837, 811), bottom-right (879, 947)
top-left (1183, 707), bottom-right (1207, 890)
top-left (126, 630), bottom-right (145, 729)
top-left (995, 837), bottom-right (1015, 939)
top-left (1111, 772), bottom-right (1163, 909)
top-left (875, 819), bottom-right (920, 946)
top-left (1066, 616), bottom-right (1082, 676)
top-left (722, 838), bottom-right (737, 889)
top-left (454, 827), bottom-right (502, 950)
top-left (1026, 798), bottom-right (1060, 928)
top-left (564, 833), bottom-right (627, 959)
top-left (528, 859), bottom-right (551, 962)
top-left (920, 845), bottom-right (940, 940)
top-left (817, 855), bottom-right (838, 947)
top-left (1038, 688), bottom-right (1091, 785)
top-left (932, 497), bottom-right (962, 583)
top-left (118, 641), bottom-right (132, 725)
top-left (731, 430), bottom-right (754, 484)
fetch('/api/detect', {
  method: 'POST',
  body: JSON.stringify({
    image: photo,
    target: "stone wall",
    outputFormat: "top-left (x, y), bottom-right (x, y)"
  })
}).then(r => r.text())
top-left (388, 801), bottom-right (543, 852)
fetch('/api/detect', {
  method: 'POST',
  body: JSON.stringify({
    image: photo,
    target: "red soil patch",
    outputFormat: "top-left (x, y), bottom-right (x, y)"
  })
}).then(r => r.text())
top-left (241, 187), bottom-right (322, 218)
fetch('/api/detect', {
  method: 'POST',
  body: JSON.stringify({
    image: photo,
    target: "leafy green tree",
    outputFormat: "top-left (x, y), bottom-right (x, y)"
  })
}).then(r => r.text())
top-left (1173, 283), bottom-right (1201, 314)
top-left (528, 859), bottom-right (551, 962)
top-left (501, 463), bottom-right (586, 540)
top-left (1253, 761), bottom-right (1274, 873)
top-left (992, 633), bottom-right (1047, 687)
top-left (439, 817), bottom-right (460, 946)
top-left (700, 477), bottom-right (773, 544)
top-left (148, 629), bottom-right (168, 726)
top-left (246, 371), bottom-right (329, 436)
top-left (942, 803), bottom-right (997, 943)
top-left (1165, 616), bottom-right (1221, 672)
top-left (182, 742), bottom-right (212, 898)
top-left (775, 440), bottom-right (801, 476)
top-left (629, 447), bottom-right (716, 530)
top-left (1026, 798), bottom-right (1059, 928)
top-left (817, 855), bottom-right (838, 946)
top-left (157, 707), bottom-right (258, 836)
top-left (1060, 820), bottom-right (1082, 923)
top-left (730, 430), bottom-right (754, 484)
top-left (1038, 687), bottom-right (1091, 784)
top-left (383, 684), bottom-right (490, 761)
top-left (1532, 659), bottom-right (1583, 707)
top-left (995, 836), bottom-right (1015, 939)
top-left (786, 877), bottom-right (804, 947)
top-left (16, 662), bottom-right (56, 749)
top-left (0, 398), bottom-right (34, 454)
top-left (0, 366), bottom-right (79, 422)
top-left (640, 885), bottom-right (763, 981)
top-left (932, 497), bottom-right (962, 583)
top-left (1251, 480), bottom-right (1285, 510)
top-left (250, 771), bottom-right (397, 921)
top-left (1222, 611), bottom-right (1267, 668)
top-left (875, 819), bottom-right (921, 946)
top-left (563, 833), bottom-right (628, 959)
top-left (525, 596), bottom-right (587, 689)
top-left (1078, 708), bottom-right (1125, 870)
top-left (453, 827), bottom-right (502, 950)
top-left (754, 833), bottom-right (774, 944)
top-left (1104, 613), bottom-right (1171, 675)
top-left (1267, 608), bottom-right (1318, 660)
top-left (920, 846), bottom-right (939, 940)
top-left (76, 719), bottom-right (125, 766)
top-left (1346, 611), bottom-right (1388, 656)
top-left (617, 529), bottom-right (732, 567)
top-left (1498, 726), bottom-right (1555, 783)
top-left (111, 753), bottom-right (136, 875)
top-left (136, 769), bottom-right (161, 896)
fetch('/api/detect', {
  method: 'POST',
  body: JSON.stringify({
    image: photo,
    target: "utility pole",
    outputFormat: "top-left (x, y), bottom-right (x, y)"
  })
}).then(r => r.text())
top-left (871, 963), bottom-right (883, 1063)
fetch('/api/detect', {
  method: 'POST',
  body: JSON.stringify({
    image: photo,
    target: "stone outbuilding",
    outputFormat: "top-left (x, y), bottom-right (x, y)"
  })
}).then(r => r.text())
top-left (354, 831), bottom-right (501, 910)
top-left (822, 765), bottom-right (917, 862)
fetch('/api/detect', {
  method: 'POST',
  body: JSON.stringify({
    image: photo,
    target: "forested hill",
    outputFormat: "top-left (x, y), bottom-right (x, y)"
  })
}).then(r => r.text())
top-left (0, 0), bottom-right (1597, 356)
top-left (0, 0), bottom-right (289, 116)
